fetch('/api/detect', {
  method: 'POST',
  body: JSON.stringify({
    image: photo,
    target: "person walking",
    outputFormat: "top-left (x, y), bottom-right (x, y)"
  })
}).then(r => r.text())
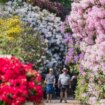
top-left (58, 68), bottom-right (71, 103)
top-left (44, 68), bottom-right (56, 103)
top-left (71, 74), bottom-right (78, 98)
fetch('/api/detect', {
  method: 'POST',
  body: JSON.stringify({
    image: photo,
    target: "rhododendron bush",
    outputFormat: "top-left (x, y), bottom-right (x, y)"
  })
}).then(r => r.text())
top-left (68, 0), bottom-right (105, 75)
top-left (67, 0), bottom-right (105, 105)
top-left (0, 16), bottom-right (49, 70)
top-left (0, 0), bottom-right (66, 71)
top-left (62, 17), bottom-right (83, 74)
top-left (0, 56), bottom-right (43, 105)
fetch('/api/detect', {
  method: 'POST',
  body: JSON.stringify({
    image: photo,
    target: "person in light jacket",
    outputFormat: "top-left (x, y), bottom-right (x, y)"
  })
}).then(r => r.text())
top-left (44, 68), bottom-right (56, 103)
top-left (58, 68), bottom-right (71, 103)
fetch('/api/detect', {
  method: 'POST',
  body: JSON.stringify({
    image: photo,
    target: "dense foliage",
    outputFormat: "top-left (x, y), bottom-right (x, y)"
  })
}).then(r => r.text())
top-left (75, 76), bottom-right (88, 105)
top-left (62, 17), bottom-right (82, 74)
top-left (27, 0), bottom-right (71, 20)
top-left (0, 17), bottom-right (48, 69)
top-left (67, 0), bottom-right (105, 104)
top-left (0, 16), bottom-right (22, 41)
top-left (0, 0), bottom-right (8, 3)
top-left (0, 0), bottom-right (105, 105)
top-left (0, 0), bottom-right (66, 71)
top-left (0, 56), bottom-right (43, 105)
top-left (58, 0), bottom-right (71, 7)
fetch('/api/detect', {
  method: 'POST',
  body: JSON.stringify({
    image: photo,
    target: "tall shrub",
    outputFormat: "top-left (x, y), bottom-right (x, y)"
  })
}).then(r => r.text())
top-left (0, 0), bottom-right (66, 71)
top-left (0, 17), bottom-right (48, 69)
top-left (67, 0), bottom-right (105, 104)
top-left (0, 56), bottom-right (43, 105)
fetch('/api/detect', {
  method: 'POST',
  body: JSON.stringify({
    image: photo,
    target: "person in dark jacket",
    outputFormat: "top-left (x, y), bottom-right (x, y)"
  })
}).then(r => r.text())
top-left (71, 74), bottom-right (78, 98)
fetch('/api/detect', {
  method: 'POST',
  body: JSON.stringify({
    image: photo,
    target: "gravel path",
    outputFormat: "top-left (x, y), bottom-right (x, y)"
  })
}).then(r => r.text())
top-left (24, 99), bottom-right (81, 105)
top-left (44, 100), bottom-right (81, 105)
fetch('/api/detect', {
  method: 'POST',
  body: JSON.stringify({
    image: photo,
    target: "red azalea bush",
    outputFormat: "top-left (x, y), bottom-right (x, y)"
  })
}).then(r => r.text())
top-left (0, 56), bottom-right (43, 105)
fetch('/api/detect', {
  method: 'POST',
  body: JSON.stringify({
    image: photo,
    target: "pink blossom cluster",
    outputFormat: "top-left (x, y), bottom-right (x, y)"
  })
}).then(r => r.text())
top-left (62, 17), bottom-right (82, 65)
top-left (68, 0), bottom-right (105, 104)
top-left (68, 0), bottom-right (105, 75)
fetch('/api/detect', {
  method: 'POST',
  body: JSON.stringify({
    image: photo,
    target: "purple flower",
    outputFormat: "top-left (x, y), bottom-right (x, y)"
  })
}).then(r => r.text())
top-left (65, 56), bottom-right (70, 64)
top-left (79, 65), bottom-right (84, 75)
top-left (74, 55), bottom-right (79, 62)
top-left (79, 53), bottom-right (84, 60)
top-left (68, 48), bottom-right (74, 56)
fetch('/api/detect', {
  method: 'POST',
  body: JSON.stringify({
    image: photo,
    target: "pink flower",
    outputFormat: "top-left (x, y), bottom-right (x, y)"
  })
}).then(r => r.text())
top-left (99, 0), bottom-right (105, 5)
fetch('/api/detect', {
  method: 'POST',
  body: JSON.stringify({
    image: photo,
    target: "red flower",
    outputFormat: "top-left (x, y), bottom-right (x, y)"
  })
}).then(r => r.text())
top-left (0, 56), bottom-right (43, 105)
top-left (36, 74), bottom-right (42, 83)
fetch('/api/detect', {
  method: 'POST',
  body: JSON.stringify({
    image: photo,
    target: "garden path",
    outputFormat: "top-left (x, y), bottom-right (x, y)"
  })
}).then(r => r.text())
top-left (45, 100), bottom-right (81, 105)
top-left (24, 99), bottom-right (81, 105)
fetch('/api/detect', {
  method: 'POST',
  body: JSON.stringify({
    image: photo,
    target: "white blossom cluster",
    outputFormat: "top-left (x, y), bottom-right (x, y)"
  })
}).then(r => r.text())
top-left (0, 0), bottom-right (66, 70)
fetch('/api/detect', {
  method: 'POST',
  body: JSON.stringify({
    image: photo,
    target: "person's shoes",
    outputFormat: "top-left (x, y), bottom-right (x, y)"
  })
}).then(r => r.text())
top-left (60, 99), bottom-right (62, 103)
top-left (46, 100), bottom-right (49, 103)
top-left (65, 100), bottom-right (67, 103)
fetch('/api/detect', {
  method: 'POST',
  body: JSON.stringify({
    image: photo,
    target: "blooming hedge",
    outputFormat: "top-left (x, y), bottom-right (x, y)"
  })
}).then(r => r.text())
top-left (0, 16), bottom-right (22, 41)
top-left (62, 17), bottom-right (83, 74)
top-left (0, 16), bottom-right (48, 69)
top-left (0, 56), bottom-right (43, 105)
top-left (66, 0), bottom-right (105, 104)
top-left (0, 0), bottom-right (66, 71)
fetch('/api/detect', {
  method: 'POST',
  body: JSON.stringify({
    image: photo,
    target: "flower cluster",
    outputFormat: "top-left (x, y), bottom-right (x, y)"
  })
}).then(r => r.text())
top-left (68, 0), bottom-right (105, 75)
top-left (68, 0), bottom-right (105, 104)
top-left (0, 56), bottom-right (43, 105)
top-left (0, 17), bottom-right (22, 41)
top-left (63, 18), bottom-right (82, 64)
top-left (62, 17), bottom-right (84, 74)
top-left (0, 16), bottom-right (48, 70)
top-left (0, 0), bottom-right (66, 70)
